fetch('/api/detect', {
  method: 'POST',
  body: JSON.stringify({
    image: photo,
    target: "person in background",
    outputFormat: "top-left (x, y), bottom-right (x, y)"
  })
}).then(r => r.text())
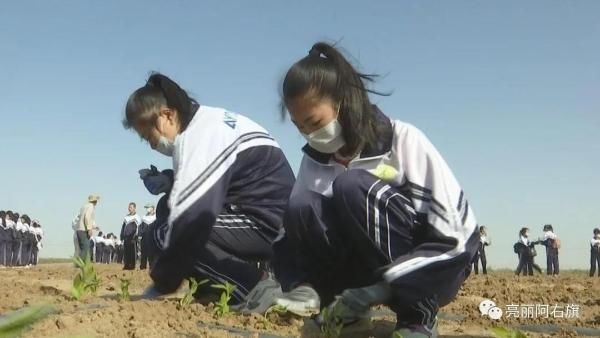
top-left (120, 202), bottom-right (141, 270)
top-left (31, 220), bottom-right (43, 266)
top-left (139, 204), bottom-right (156, 270)
top-left (472, 226), bottom-right (491, 275)
top-left (101, 234), bottom-right (109, 263)
top-left (515, 227), bottom-right (534, 276)
top-left (115, 236), bottom-right (124, 264)
top-left (111, 233), bottom-right (119, 263)
top-left (12, 213), bottom-right (24, 266)
top-left (76, 195), bottom-right (100, 260)
top-left (0, 211), bottom-right (7, 267)
top-left (5, 211), bottom-right (16, 267)
top-left (93, 231), bottom-right (104, 263)
top-left (20, 215), bottom-right (33, 267)
top-left (71, 214), bottom-right (81, 258)
top-left (590, 228), bottom-right (600, 277)
top-left (539, 224), bottom-right (560, 276)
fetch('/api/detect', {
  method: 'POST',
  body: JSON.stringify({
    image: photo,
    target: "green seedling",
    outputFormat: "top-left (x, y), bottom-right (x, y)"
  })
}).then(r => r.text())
top-left (319, 306), bottom-right (343, 338)
top-left (118, 278), bottom-right (131, 302)
top-left (0, 304), bottom-right (55, 338)
top-left (491, 327), bottom-right (528, 338)
top-left (179, 278), bottom-right (209, 308)
top-left (392, 332), bottom-right (404, 338)
top-left (71, 256), bottom-right (100, 300)
top-left (211, 282), bottom-right (236, 317)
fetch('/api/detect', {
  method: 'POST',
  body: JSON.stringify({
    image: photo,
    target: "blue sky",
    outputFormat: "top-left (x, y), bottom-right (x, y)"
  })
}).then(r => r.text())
top-left (0, 1), bottom-right (598, 268)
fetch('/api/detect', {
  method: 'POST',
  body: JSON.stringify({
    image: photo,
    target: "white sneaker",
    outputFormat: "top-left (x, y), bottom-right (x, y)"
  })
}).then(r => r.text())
top-left (232, 276), bottom-right (283, 314)
top-left (275, 285), bottom-right (320, 316)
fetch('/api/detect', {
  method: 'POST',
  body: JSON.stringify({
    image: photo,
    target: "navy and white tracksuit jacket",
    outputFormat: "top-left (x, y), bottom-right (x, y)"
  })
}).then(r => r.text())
top-left (150, 105), bottom-right (295, 301)
top-left (273, 107), bottom-right (479, 323)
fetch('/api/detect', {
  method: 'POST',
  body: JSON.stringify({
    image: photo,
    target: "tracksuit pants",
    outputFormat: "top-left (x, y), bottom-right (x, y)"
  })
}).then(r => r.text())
top-left (149, 197), bottom-right (278, 304)
top-left (273, 170), bottom-right (478, 327)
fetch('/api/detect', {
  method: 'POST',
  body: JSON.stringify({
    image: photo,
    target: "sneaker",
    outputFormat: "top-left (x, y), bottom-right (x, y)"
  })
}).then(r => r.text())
top-left (314, 302), bottom-right (372, 328)
top-left (232, 276), bottom-right (283, 314)
top-left (274, 285), bottom-right (320, 316)
top-left (393, 319), bottom-right (438, 338)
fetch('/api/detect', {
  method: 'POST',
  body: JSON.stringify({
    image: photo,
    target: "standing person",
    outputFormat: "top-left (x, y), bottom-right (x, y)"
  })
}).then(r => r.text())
top-left (123, 72), bottom-right (295, 311)
top-left (20, 215), bottom-right (33, 267)
top-left (139, 204), bottom-right (156, 270)
top-left (115, 236), bottom-right (123, 264)
top-left (5, 211), bottom-right (16, 267)
top-left (101, 234), bottom-right (111, 264)
top-left (590, 228), bottom-right (600, 277)
top-left (472, 226), bottom-right (491, 275)
top-left (12, 213), bottom-right (24, 266)
top-left (31, 220), bottom-right (43, 266)
top-left (93, 231), bottom-right (104, 263)
top-left (515, 227), bottom-right (537, 276)
top-left (71, 214), bottom-right (81, 258)
top-left (120, 202), bottom-right (141, 270)
top-left (271, 42), bottom-right (479, 337)
top-left (0, 211), bottom-right (7, 267)
top-left (540, 224), bottom-right (560, 276)
top-left (76, 195), bottom-right (100, 260)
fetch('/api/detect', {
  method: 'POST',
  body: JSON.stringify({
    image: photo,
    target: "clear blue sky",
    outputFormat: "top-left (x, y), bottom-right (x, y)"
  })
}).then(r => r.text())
top-left (0, 1), bottom-right (598, 268)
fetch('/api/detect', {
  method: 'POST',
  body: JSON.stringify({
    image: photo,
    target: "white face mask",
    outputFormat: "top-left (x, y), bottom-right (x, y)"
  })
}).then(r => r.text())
top-left (303, 119), bottom-right (345, 154)
top-left (156, 136), bottom-right (175, 157)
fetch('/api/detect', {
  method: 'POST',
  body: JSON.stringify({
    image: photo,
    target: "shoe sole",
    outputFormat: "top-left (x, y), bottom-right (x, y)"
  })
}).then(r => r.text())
top-left (274, 298), bottom-right (320, 317)
top-left (234, 284), bottom-right (283, 314)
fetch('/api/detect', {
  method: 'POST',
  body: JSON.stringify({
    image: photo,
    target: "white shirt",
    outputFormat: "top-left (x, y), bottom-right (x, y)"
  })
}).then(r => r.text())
top-left (520, 236), bottom-right (529, 246)
top-left (591, 238), bottom-right (600, 247)
top-left (124, 214), bottom-right (142, 226)
top-left (544, 231), bottom-right (557, 240)
top-left (16, 221), bottom-right (27, 232)
top-left (71, 215), bottom-right (80, 231)
top-left (142, 214), bottom-right (156, 225)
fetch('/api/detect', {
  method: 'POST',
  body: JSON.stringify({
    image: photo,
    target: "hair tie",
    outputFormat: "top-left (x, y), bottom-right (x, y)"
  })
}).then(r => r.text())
top-left (308, 47), bottom-right (326, 59)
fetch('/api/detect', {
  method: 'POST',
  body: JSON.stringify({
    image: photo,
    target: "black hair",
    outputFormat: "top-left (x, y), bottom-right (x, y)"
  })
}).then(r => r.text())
top-left (123, 72), bottom-right (199, 132)
top-left (13, 213), bottom-right (20, 222)
top-left (543, 224), bottom-right (553, 232)
top-left (129, 202), bottom-right (136, 208)
top-left (479, 225), bottom-right (486, 233)
top-left (0, 211), bottom-right (5, 227)
top-left (21, 215), bottom-right (31, 225)
top-left (98, 231), bottom-right (103, 236)
top-left (519, 227), bottom-right (529, 237)
top-left (281, 42), bottom-right (390, 156)
top-left (594, 228), bottom-right (600, 235)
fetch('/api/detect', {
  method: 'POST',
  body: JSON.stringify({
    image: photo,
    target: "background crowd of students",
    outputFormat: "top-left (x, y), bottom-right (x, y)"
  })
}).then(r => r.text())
top-left (471, 224), bottom-right (600, 278)
top-left (0, 210), bottom-right (43, 268)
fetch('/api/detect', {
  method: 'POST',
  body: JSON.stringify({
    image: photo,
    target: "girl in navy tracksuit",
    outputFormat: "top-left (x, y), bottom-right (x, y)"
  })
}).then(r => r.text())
top-left (514, 227), bottom-right (541, 276)
top-left (472, 226), bottom-right (491, 275)
top-left (590, 228), bottom-right (600, 277)
top-left (122, 73), bottom-right (295, 309)
top-left (0, 211), bottom-right (7, 266)
top-left (11, 212), bottom-right (21, 266)
top-left (272, 42), bottom-right (479, 338)
top-left (540, 224), bottom-right (559, 276)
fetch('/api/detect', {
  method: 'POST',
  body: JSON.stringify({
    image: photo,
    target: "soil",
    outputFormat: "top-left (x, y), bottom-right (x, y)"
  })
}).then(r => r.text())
top-left (1, 264), bottom-right (599, 337)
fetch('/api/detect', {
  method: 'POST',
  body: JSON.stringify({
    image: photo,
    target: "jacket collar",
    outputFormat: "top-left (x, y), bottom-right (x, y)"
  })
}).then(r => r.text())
top-left (302, 105), bottom-right (393, 164)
